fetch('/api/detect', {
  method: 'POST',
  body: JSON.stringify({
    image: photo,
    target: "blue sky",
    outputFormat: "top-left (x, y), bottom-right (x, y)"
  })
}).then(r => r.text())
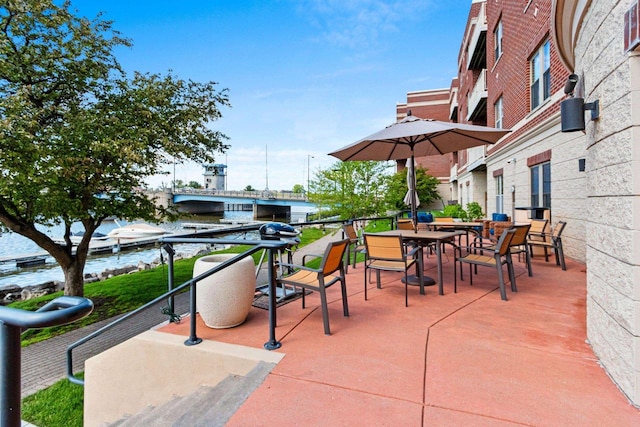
top-left (71, 0), bottom-right (474, 191)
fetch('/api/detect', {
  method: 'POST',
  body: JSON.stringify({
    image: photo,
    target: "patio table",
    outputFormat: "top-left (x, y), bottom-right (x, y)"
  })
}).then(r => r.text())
top-left (376, 229), bottom-right (463, 296)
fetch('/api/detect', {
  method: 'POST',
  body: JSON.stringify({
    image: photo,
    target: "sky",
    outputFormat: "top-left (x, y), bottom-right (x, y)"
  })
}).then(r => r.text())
top-left (70, 0), bottom-right (474, 191)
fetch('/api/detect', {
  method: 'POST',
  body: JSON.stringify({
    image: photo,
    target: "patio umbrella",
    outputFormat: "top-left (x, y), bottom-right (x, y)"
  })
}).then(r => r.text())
top-left (403, 158), bottom-right (420, 214)
top-left (329, 113), bottom-right (510, 232)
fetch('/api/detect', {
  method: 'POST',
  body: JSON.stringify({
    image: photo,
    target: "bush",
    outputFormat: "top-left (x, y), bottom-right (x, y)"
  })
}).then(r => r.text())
top-left (466, 202), bottom-right (484, 221)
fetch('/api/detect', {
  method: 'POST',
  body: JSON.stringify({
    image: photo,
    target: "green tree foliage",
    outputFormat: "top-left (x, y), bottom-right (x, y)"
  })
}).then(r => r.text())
top-left (244, 185), bottom-right (255, 191)
top-left (187, 181), bottom-right (202, 189)
top-left (309, 161), bottom-right (389, 220)
top-left (0, 1), bottom-right (230, 296)
top-left (292, 184), bottom-right (304, 194)
top-left (384, 166), bottom-right (441, 210)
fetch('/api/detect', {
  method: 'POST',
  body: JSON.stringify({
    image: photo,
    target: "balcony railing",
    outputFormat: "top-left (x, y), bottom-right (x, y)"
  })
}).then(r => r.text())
top-left (467, 1), bottom-right (487, 70)
top-left (467, 69), bottom-right (488, 122)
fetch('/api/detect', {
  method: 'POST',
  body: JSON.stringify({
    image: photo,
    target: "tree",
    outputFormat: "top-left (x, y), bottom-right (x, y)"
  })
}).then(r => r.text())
top-left (384, 166), bottom-right (441, 211)
top-left (187, 181), bottom-right (202, 189)
top-left (244, 185), bottom-right (255, 191)
top-left (309, 161), bottom-right (390, 220)
top-left (0, 1), bottom-right (230, 296)
top-left (292, 184), bottom-right (304, 194)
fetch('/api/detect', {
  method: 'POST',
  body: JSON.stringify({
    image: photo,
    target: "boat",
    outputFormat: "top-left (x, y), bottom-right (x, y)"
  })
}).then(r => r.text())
top-left (106, 223), bottom-right (168, 240)
top-left (70, 231), bottom-right (110, 244)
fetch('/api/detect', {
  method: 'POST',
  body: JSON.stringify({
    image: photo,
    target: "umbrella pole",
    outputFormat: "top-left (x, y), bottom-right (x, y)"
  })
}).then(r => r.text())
top-left (411, 153), bottom-right (418, 233)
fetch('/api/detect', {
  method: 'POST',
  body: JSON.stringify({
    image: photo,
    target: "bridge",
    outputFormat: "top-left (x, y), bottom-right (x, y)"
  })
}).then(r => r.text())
top-left (147, 189), bottom-right (316, 219)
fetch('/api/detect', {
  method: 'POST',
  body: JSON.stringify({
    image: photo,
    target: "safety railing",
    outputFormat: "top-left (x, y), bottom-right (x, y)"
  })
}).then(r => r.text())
top-left (0, 296), bottom-right (94, 427)
top-left (66, 238), bottom-right (289, 388)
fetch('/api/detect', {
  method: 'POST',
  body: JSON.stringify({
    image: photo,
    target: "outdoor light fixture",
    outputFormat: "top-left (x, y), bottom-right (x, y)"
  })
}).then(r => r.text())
top-left (561, 73), bottom-right (599, 132)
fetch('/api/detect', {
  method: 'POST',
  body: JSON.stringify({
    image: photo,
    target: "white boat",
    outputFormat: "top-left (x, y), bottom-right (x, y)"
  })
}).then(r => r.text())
top-left (107, 223), bottom-right (168, 240)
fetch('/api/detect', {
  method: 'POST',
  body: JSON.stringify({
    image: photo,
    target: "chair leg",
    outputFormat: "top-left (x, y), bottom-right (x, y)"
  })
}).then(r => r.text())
top-left (507, 255), bottom-right (517, 292)
top-left (364, 266), bottom-right (368, 300)
top-left (557, 241), bottom-right (566, 270)
top-left (496, 263), bottom-right (508, 301)
top-left (340, 278), bottom-right (349, 317)
top-left (525, 247), bottom-right (533, 276)
top-left (319, 285), bottom-right (331, 335)
top-left (453, 258), bottom-right (457, 293)
top-left (404, 270), bottom-right (408, 307)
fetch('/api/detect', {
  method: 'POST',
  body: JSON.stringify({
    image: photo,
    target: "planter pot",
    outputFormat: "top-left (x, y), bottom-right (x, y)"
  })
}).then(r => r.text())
top-left (193, 254), bottom-right (256, 329)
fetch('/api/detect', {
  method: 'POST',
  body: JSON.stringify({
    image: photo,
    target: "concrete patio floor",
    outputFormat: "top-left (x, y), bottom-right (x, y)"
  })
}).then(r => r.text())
top-left (160, 246), bottom-right (640, 426)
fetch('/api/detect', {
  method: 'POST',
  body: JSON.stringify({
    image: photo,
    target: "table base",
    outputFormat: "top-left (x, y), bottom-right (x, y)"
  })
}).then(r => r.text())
top-left (402, 275), bottom-right (436, 286)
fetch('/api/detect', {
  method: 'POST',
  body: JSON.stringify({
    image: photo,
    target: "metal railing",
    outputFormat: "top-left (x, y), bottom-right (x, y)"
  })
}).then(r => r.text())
top-left (0, 296), bottom-right (93, 427)
top-left (65, 216), bottom-right (397, 388)
top-left (66, 238), bottom-right (289, 387)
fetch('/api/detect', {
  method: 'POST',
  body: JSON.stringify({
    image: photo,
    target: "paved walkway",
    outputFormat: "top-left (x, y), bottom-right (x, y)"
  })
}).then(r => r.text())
top-left (20, 227), bottom-right (343, 398)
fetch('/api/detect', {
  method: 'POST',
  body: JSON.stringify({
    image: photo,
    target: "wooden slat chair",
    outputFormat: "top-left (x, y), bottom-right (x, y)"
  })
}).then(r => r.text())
top-left (277, 239), bottom-right (350, 335)
top-left (397, 219), bottom-right (415, 230)
top-left (342, 223), bottom-right (365, 271)
top-left (363, 233), bottom-right (422, 307)
top-left (527, 221), bottom-right (567, 270)
top-left (476, 223), bottom-right (533, 276)
top-left (454, 228), bottom-right (517, 301)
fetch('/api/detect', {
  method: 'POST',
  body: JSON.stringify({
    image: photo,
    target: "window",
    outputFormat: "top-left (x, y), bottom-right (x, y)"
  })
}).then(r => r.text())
top-left (496, 175), bottom-right (504, 213)
top-left (530, 40), bottom-right (551, 110)
top-left (494, 19), bottom-right (503, 61)
top-left (530, 162), bottom-right (551, 208)
top-left (494, 96), bottom-right (503, 129)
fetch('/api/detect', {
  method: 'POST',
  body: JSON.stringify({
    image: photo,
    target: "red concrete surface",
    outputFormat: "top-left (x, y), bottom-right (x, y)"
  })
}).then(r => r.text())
top-left (160, 253), bottom-right (640, 426)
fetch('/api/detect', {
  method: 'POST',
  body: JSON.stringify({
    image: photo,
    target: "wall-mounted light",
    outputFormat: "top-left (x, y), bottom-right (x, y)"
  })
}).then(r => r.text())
top-left (561, 73), bottom-right (599, 132)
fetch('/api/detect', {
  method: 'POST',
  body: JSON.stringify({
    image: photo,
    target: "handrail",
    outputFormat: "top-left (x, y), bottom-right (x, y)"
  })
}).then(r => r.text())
top-left (65, 216), bottom-right (397, 388)
top-left (1, 296), bottom-right (93, 427)
top-left (66, 238), bottom-right (288, 387)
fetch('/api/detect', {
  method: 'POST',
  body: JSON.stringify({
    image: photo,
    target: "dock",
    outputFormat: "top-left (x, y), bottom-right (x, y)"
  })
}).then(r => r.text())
top-left (0, 223), bottom-right (265, 269)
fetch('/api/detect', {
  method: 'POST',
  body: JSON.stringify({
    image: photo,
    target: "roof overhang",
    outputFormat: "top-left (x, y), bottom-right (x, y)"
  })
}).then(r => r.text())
top-left (551, 0), bottom-right (593, 72)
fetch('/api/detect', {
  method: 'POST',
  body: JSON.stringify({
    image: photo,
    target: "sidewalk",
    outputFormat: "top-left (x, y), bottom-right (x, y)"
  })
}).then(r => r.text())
top-left (20, 227), bottom-right (344, 398)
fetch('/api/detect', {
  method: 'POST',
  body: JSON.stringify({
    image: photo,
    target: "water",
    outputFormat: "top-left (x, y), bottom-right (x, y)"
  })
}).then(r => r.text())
top-left (0, 211), bottom-right (260, 289)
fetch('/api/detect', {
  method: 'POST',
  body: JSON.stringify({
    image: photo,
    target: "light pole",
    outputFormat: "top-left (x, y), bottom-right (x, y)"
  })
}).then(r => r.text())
top-left (307, 154), bottom-right (314, 197)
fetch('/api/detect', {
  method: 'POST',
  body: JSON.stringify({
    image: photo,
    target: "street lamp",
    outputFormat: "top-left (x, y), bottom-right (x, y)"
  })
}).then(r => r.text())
top-left (307, 154), bottom-right (314, 196)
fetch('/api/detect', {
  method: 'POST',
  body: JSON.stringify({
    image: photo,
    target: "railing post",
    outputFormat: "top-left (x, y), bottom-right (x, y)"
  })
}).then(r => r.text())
top-left (264, 247), bottom-right (281, 350)
top-left (163, 243), bottom-right (176, 314)
top-left (184, 279), bottom-right (202, 346)
top-left (0, 322), bottom-right (22, 427)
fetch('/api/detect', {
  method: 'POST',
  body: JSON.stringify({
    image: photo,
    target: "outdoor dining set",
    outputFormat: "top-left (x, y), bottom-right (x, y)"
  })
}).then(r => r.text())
top-left (275, 217), bottom-right (568, 335)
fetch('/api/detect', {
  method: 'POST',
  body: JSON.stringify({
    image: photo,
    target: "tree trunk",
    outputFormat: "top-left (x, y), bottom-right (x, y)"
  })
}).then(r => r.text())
top-left (63, 258), bottom-right (86, 297)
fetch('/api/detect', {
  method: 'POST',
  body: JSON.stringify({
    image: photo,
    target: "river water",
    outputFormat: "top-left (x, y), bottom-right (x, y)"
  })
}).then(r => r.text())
top-left (0, 211), bottom-right (262, 289)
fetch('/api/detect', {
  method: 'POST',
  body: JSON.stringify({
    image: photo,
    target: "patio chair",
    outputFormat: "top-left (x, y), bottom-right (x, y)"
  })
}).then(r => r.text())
top-left (277, 239), bottom-right (350, 335)
top-left (342, 223), bottom-right (365, 272)
top-left (397, 219), bottom-right (415, 230)
top-left (363, 233), bottom-right (422, 307)
top-left (527, 219), bottom-right (549, 241)
top-left (454, 227), bottom-right (517, 301)
top-left (527, 221), bottom-right (567, 270)
top-left (476, 223), bottom-right (533, 276)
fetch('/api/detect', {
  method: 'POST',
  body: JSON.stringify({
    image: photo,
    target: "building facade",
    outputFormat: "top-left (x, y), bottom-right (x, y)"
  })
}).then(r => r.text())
top-left (554, 0), bottom-right (640, 407)
top-left (405, 0), bottom-right (640, 405)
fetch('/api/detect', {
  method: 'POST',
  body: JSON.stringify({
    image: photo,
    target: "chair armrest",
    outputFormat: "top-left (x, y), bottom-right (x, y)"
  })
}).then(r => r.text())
top-left (278, 262), bottom-right (320, 273)
top-left (301, 253), bottom-right (323, 266)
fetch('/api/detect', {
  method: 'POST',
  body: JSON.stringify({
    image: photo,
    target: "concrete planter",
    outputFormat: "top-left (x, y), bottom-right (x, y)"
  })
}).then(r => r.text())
top-left (193, 254), bottom-right (256, 329)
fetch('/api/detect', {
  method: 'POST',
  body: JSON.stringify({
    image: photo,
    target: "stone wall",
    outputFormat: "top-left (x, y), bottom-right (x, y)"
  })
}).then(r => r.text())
top-left (573, 0), bottom-right (640, 405)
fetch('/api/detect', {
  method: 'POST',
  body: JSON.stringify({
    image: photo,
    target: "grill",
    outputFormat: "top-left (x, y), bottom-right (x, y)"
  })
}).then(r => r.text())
top-left (256, 223), bottom-right (301, 301)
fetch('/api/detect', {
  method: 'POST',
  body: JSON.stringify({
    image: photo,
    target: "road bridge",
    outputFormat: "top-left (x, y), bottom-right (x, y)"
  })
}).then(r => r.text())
top-left (147, 189), bottom-right (316, 219)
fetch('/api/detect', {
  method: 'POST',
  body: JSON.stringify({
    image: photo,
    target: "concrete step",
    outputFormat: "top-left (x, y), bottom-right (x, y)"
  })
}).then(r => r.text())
top-left (110, 361), bottom-right (275, 427)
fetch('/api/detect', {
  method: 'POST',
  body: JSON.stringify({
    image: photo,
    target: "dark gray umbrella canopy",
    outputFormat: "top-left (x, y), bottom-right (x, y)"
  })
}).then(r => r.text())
top-left (329, 114), bottom-right (510, 231)
top-left (329, 115), bottom-right (510, 161)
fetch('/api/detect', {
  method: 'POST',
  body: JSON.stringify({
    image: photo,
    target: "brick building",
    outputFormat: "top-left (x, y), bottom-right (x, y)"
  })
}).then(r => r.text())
top-left (401, 0), bottom-right (640, 406)
top-left (396, 89), bottom-right (453, 208)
